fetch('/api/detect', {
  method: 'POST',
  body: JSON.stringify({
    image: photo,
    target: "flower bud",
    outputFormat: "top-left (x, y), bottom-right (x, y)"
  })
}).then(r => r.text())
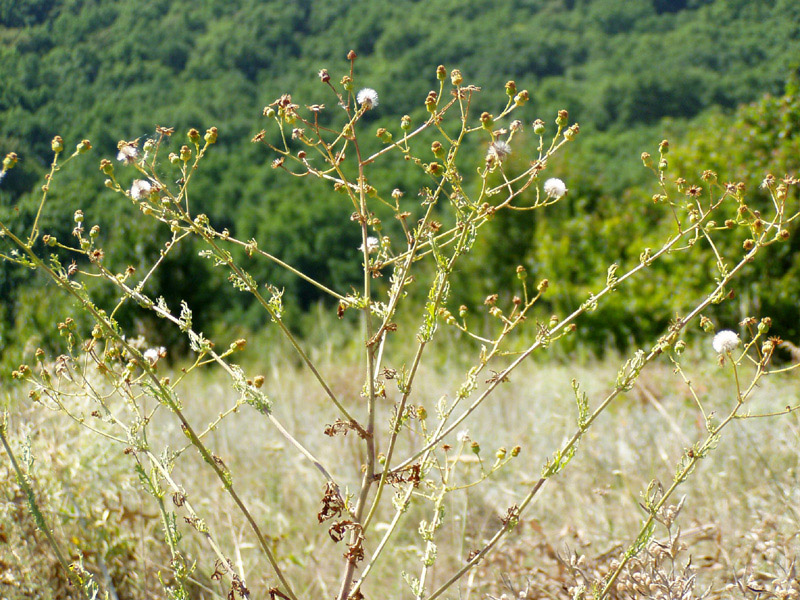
top-left (43, 234), bottom-right (57, 247)
top-left (180, 145), bottom-right (192, 162)
top-left (658, 159), bottom-right (668, 171)
top-left (204, 127), bottom-right (218, 144)
top-left (264, 106), bottom-right (276, 118)
top-left (425, 91), bottom-right (438, 113)
top-left (76, 139), bottom-right (92, 154)
top-left (458, 305), bottom-right (468, 317)
top-left (3, 152), bottom-right (18, 170)
top-left (436, 64), bottom-right (447, 81)
top-left (743, 239), bottom-right (755, 251)
top-left (778, 229), bottom-right (790, 241)
top-left (318, 68), bottom-right (330, 83)
top-left (532, 119), bottom-right (545, 135)
top-left (470, 441), bottom-right (481, 455)
top-left (74, 210), bottom-right (84, 223)
top-left (187, 128), bottom-right (200, 143)
top-left (641, 152), bottom-right (652, 167)
top-left (231, 338), bottom-right (247, 351)
top-left (400, 114), bottom-right (411, 130)
top-left (347, 49), bottom-right (357, 61)
top-left (100, 159), bottom-right (114, 175)
top-left (564, 123), bottom-right (579, 140)
top-left (514, 90), bottom-right (529, 106)
top-left (416, 405), bottom-right (427, 420)
top-left (427, 162), bottom-right (443, 176)
top-left (376, 128), bottom-right (393, 143)
top-left (549, 315), bottom-right (559, 329)
top-left (674, 340), bottom-right (686, 355)
top-left (496, 447), bottom-right (507, 460)
top-left (659, 139), bottom-right (669, 154)
top-left (480, 112), bottom-right (493, 129)
top-left (758, 317), bottom-right (771, 334)
top-left (253, 375), bottom-right (265, 388)
top-left (90, 225), bottom-right (100, 238)
top-left (450, 69), bottom-right (463, 86)
top-left (51, 136), bottom-right (64, 153)
top-left (341, 75), bottom-right (353, 91)
top-left (505, 80), bottom-right (517, 97)
top-left (537, 279), bottom-right (549, 293)
top-left (431, 140), bottom-right (444, 158)
top-left (556, 110), bottom-right (568, 127)
top-left (169, 152), bottom-right (180, 165)
top-left (516, 265), bottom-right (527, 280)
top-left (92, 325), bottom-right (103, 339)
top-left (511, 445), bottom-right (521, 457)
top-left (699, 315), bottom-right (714, 333)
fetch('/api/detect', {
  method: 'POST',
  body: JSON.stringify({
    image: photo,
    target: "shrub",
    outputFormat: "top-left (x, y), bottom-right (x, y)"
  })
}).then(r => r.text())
top-left (1, 54), bottom-right (798, 599)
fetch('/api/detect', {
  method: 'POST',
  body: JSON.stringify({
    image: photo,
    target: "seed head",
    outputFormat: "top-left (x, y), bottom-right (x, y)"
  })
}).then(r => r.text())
top-left (487, 140), bottom-right (511, 164)
top-left (130, 179), bottom-right (152, 200)
top-left (712, 330), bottom-right (740, 354)
top-left (356, 88), bottom-right (379, 109)
top-left (359, 236), bottom-right (380, 254)
top-left (543, 178), bottom-right (567, 199)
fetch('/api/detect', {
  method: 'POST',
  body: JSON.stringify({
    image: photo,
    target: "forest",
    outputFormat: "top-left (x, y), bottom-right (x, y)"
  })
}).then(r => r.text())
top-left (2, 0), bottom-right (800, 363)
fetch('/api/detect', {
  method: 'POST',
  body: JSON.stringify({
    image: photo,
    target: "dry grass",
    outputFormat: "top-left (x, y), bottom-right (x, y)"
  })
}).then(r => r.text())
top-left (2, 342), bottom-right (798, 599)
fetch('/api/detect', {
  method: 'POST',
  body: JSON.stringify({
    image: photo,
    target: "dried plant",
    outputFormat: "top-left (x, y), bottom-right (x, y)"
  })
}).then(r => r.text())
top-left (1, 53), bottom-right (799, 599)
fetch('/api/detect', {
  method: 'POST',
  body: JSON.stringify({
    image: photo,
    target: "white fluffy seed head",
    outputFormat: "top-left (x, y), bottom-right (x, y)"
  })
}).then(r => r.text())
top-left (544, 177), bottom-right (567, 199)
top-left (488, 140), bottom-right (512, 163)
top-left (358, 236), bottom-right (380, 253)
top-left (130, 179), bottom-right (152, 200)
top-left (116, 144), bottom-right (138, 165)
top-left (356, 88), bottom-right (379, 109)
top-left (712, 330), bottom-right (740, 354)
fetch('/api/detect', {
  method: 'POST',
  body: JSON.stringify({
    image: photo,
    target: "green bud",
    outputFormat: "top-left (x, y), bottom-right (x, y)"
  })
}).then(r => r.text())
top-left (76, 139), bottom-right (92, 154)
top-left (187, 128), bottom-right (200, 143)
top-left (400, 114), bottom-right (411, 130)
top-left (3, 152), bottom-right (18, 170)
top-left (555, 110), bottom-right (568, 127)
top-left (204, 127), bottom-right (218, 144)
top-left (436, 64), bottom-right (447, 81)
top-left (100, 159), bottom-right (114, 176)
top-left (532, 119), bottom-right (545, 135)
top-left (51, 136), bottom-right (64, 153)
top-left (674, 340), bottom-right (686, 355)
top-left (480, 112), bottom-right (494, 129)
top-left (180, 145), bottom-right (191, 162)
top-left (505, 80), bottom-right (517, 97)
top-left (376, 127), bottom-right (393, 144)
top-left (514, 90), bottom-right (529, 106)
top-left (470, 441), bottom-right (481, 455)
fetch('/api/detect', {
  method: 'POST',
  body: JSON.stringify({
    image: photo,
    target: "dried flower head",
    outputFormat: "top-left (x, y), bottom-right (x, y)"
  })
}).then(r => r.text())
top-left (487, 140), bottom-right (512, 163)
top-left (130, 179), bottom-right (152, 200)
top-left (712, 330), bottom-right (740, 354)
top-left (358, 236), bottom-right (380, 254)
top-left (116, 143), bottom-right (138, 165)
top-left (544, 178), bottom-right (567, 199)
top-left (356, 88), bottom-right (379, 109)
top-left (143, 346), bottom-right (165, 364)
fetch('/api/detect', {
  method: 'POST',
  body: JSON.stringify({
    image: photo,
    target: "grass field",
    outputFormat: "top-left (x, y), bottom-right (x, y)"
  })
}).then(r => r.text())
top-left (2, 338), bottom-right (798, 599)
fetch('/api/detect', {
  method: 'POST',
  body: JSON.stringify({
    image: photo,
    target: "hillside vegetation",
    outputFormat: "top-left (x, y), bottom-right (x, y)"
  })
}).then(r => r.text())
top-left (1, 0), bottom-right (800, 362)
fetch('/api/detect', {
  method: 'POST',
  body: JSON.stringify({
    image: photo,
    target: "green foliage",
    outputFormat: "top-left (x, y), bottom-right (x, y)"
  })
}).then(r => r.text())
top-left (2, 0), bottom-right (800, 361)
